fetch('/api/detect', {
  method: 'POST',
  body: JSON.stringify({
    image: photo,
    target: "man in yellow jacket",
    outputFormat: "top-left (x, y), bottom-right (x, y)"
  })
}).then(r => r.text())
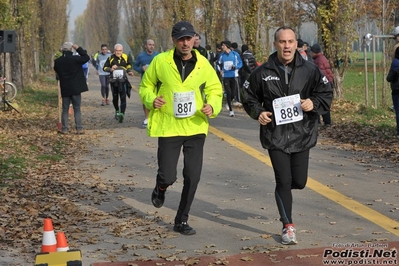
top-left (139, 21), bottom-right (223, 235)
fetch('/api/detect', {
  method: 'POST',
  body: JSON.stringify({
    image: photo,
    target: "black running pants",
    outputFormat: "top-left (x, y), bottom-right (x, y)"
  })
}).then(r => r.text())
top-left (268, 149), bottom-right (310, 226)
top-left (156, 134), bottom-right (206, 224)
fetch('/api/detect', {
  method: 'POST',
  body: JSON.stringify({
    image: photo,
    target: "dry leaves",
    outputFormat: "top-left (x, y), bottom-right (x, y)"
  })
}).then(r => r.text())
top-left (1, 85), bottom-right (398, 264)
top-left (319, 100), bottom-right (399, 164)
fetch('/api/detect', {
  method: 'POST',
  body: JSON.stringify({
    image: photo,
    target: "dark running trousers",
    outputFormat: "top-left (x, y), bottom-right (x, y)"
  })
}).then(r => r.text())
top-left (111, 81), bottom-right (127, 114)
top-left (156, 134), bottom-right (206, 224)
top-left (268, 149), bottom-right (310, 226)
top-left (99, 75), bottom-right (110, 99)
top-left (223, 77), bottom-right (238, 111)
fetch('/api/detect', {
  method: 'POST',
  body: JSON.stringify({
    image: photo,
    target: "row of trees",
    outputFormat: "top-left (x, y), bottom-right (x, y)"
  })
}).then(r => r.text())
top-left (0, 0), bottom-right (69, 89)
top-left (2, 0), bottom-right (399, 100)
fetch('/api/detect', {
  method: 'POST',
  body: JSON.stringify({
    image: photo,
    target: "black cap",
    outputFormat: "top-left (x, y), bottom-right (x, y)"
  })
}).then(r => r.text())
top-left (221, 40), bottom-right (231, 49)
top-left (311, 44), bottom-right (322, 53)
top-left (171, 21), bottom-right (195, 39)
top-left (297, 38), bottom-right (304, 48)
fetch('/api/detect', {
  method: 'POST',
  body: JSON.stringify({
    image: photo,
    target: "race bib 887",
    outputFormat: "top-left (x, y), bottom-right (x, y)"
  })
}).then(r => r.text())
top-left (173, 91), bottom-right (196, 118)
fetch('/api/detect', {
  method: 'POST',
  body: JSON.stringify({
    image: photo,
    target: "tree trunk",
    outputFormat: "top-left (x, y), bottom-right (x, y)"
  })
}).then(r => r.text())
top-left (10, 31), bottom-right (23, 90)
top-left (333, 68), bottom-right (343, 99)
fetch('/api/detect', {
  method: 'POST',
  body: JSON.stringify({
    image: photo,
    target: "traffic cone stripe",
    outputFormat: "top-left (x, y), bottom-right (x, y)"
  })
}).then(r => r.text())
top-left (41, 218), bottom-right (57, 253)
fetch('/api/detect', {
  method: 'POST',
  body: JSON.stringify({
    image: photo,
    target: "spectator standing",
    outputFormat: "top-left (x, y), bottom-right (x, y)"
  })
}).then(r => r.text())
top-left (392, 26), bottom-right (399, 58)
top-left (54, 42), bottom-right (89, 135)
top-left (311, 44), bottom-right (334, 127)
top-left (214, 44), bottom-right (223, 79)
top-left (296, 39), bottom-right (308, 60)
top-left (96, 44), bottom-right (112, 106)
top-left (217, 40), bottom-right (243, 117)
top-left (240, 44), bottom-right (257, 85)
top-left (386, 46), bottom-right (399, 136)
top-left (303, 41), bottom-right (313, 63)
top-left (241, 26), bottom-right (333, 245)
top-left (231, 42), bottom-right (240, 55)
top-left (133, 39), bottom-right (160, 127)
top-left (103, 44), bottom-right (133, 123)
top-left (205, 44), bottom-right (215, 67)
top-left (193, 33), bottom-right (207, 57)
top-left (139, 21), bottom-right (223, 235)
top-left (231, 42), bottom-right (242, 91)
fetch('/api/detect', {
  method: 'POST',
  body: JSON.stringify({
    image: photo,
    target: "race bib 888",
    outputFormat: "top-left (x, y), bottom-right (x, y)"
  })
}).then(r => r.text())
top-left (272, 94), bottom-right (303, 125)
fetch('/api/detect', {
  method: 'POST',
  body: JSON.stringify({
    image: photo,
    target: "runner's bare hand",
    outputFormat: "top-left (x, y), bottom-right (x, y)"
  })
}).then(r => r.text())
top-left (201, 104), bottom-right (213, 117)
top-left (153, 95), bottom-right (166, 109)
top-left (258, 111), bottom-right (273, 125)
top-left (300, 98), bottom-right (314, 112)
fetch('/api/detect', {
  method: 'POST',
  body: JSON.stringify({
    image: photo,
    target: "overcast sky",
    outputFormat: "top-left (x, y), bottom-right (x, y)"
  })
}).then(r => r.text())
top-left (69, 0), bottom-right (88, 30)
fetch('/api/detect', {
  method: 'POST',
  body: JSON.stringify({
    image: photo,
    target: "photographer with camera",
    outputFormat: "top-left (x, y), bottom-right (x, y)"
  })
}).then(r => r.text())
top-left (54, 42), bottom-right (89, 134)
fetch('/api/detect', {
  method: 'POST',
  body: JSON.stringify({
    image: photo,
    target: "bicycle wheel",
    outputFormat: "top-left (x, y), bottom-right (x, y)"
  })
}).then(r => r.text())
top-left (2, 81), bottom-right (17, 101)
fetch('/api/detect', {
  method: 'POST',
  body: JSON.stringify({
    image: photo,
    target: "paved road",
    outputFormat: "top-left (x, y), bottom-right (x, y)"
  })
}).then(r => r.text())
top-left (65, 68), bottom-right (399, 265)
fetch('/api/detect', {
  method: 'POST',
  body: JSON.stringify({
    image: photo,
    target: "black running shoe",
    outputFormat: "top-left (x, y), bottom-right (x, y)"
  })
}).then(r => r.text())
top-left (173, 222), bottom-right (196, 235)
top-left (151, 185), bottom-right (166, 208)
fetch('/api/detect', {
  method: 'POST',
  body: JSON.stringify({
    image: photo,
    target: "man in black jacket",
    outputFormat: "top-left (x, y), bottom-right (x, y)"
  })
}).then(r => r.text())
top-left (241, 26), bottom-right (333, 245)
top-left (54, 42), bottom-right (89, 134)
top-left (240, 44), bottom-right (257, 85)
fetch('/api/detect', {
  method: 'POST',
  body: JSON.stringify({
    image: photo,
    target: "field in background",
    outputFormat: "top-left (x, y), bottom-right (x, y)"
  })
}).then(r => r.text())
top-left (342, 51), bottom-right (393, 109)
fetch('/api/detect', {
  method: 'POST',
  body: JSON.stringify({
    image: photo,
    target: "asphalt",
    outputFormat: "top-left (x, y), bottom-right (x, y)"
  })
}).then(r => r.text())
top-left (28, 67), bottom-right (399, 266)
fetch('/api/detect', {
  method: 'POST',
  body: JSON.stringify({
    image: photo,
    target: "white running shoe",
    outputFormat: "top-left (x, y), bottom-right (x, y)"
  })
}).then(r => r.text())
top-left (229, 111), bottom-right (235, 117)
top-left (225, 103), bottom-right (229, 111)
top-left (142, 118), bottom-right (148, 128)
top-left (281, 224), bottom-right (298, 245)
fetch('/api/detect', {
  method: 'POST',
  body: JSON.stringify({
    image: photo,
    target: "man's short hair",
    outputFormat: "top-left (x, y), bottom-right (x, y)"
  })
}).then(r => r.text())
top-left (274, 26), bottom-right (297, 41)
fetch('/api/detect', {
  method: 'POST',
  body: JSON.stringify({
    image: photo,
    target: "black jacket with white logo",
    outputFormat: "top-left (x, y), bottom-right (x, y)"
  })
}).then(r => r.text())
top-left (241, 51), bottom-right (333, 153)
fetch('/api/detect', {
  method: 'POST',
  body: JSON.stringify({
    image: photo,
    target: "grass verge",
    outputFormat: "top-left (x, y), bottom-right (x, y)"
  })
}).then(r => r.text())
top-left (0, 75), bottom-right (70, 185)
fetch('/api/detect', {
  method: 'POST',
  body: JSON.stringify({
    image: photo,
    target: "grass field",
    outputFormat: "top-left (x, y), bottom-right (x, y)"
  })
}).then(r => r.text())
top-left (342, 51), bottom-right (394, 109)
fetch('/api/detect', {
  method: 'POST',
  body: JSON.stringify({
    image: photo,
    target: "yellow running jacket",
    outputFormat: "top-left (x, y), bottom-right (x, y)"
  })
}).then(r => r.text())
top-left (139, 48), bottom-right (223, 137)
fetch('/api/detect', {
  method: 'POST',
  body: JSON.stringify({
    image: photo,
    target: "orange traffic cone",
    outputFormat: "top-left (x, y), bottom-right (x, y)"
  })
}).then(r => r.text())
top-left (41, 218), bottom-right (57, 253)
top-left (56, 231), bottom-right (69, 251)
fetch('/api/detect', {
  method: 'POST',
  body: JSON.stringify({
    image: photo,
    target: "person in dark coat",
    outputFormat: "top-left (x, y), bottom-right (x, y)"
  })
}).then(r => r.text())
top-left (241, 26), bottom-right (333, 245)
top-left (240, 44), bottom-right (258, 85)
top-left (54, 42), bottom-right (89, 134)
top-left (310, 44), bottom-right (334, 127)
